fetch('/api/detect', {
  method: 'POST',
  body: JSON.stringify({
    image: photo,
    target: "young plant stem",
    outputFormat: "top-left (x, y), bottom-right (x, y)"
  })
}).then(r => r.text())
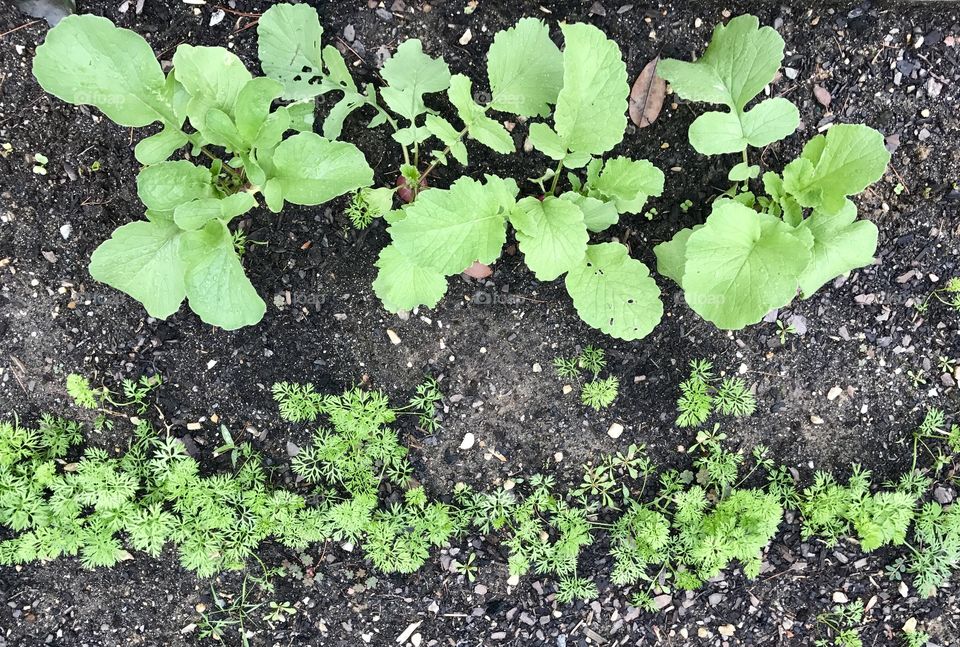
top-left (548, 159), bottom-right (565, 195)
top-left (418, 125), bottom-right (471, 185)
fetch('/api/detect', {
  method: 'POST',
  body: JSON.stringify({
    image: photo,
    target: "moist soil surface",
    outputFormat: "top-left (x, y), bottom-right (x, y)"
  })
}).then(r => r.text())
top-left (1, 0), bottom-right (959, 645)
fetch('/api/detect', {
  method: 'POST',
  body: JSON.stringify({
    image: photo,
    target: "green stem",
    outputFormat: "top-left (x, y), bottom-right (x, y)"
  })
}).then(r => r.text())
top-left (419, 125), bottom-right (471, 185)
top-left (200, 147), bottom-right (242, 179)
top-left (548, 158), bottom-right (565, 195)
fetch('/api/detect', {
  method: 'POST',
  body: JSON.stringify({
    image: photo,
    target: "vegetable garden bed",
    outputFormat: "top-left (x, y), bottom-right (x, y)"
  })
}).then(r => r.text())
top-left (0, 1), bottom-right (958, 646)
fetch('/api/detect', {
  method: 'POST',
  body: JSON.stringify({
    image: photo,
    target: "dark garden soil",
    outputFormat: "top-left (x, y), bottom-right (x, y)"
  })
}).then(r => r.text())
top-left (1, 0), bottom-right (959, 645)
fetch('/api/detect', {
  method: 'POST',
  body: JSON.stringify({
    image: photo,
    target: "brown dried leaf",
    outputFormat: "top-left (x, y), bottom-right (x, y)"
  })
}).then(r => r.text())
top-left (464, 261), bottom-right (492, 279)
top-left (813, 84), bottom-right (832, 108)
top-left (629, 57), bottom-right (666, 128)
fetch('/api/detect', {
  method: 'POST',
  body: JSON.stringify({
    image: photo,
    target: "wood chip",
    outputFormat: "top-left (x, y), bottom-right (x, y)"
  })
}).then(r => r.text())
top-left (813, 84), bottom-right (832, 107)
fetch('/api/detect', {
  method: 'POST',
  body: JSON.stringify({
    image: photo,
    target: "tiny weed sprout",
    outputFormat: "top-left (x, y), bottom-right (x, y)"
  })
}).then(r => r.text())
top-left (32, 6), bottom-right (374, 329)
top-left (654, 15), bottom-right (891, 331)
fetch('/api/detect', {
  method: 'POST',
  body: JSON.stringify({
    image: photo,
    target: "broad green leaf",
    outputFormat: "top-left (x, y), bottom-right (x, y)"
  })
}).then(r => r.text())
top-left (137, 161), bottom-right (213, 212)
top-left (565, 242), bottom-right (663, 340)
top-left (688, 98), bottom-right (798, 155)
top-left (134, 125), bottom-right (188, 165)
top-left (173, 192), bottom-right (257, 231)
top-left (796, 201), bottom-right (878, 297)
top-left (653, 226), bottom-right (702, 286)
top-left (486, 17), bottom-right (563, 117)
top-left (448, 75), bottom-right (514, 154)
top-left (235, 77), bottom-right (284, 143)
top-left (508, 196), bottom-right (588, 281)
top-left (388, 176), bottom-right (517, 274)
top-left (559, 192), bottom-right (619, 232)
top-left (528, 123), bottom-right (566, 160)
top-left (682, 200), bottom-right (811, 329)
top-left (782, 124), bottom-right (891, 214)
top-left (89, 220), bottom-right (186, 318)
top-left (425, 114), bottom-right (468, 164)
top-left (740, 98), bottom-right (799, 147)
top-left (202, 108), bottom-right (246, 152)
top-left (32, 15), bottom-right (178, 126)
top-left (553, 23), bottom-right (628, 155)
top-left (657, 15), bottom-right (784, 111)
top-left (586, 157), bottom-right (664, 214)
top-left (262, 133), bottom-right (373, 212)
top-left (172, 45), bottom-right (252, 132)
top-left (181, 220), bottom-right (265, 329)
top-left (380, 39), bottom-right (451, 121)
top-left (285, 101), bottom-right (316, 132)
top-left (257, 3), bottom-right (325, 100)
top-left (373, 245), bottom-right (448, 312)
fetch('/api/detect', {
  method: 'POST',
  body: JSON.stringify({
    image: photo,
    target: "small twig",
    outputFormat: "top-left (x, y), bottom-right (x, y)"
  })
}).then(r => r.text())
top-left (215, 5), bottom-right (262, 18)
top-left (0, 20), bottom-right (40, 40)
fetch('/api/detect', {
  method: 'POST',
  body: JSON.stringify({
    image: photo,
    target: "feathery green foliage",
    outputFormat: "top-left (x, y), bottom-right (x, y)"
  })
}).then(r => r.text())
top-left (675, 359), bottom-right (756, 427)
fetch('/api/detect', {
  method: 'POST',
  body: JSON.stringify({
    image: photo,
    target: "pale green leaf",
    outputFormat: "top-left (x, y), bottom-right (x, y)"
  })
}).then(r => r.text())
top-left (134, 125), bottom-right (188, 165)
top-left (528, 123), bottom-right (566, 160)
top-left (32, 14), bottom-right (178, 127)
top-left (380, 39), bottom-right (451, 121)
top-left (508, 196), bottom-right (588, 281)
top-left (782, 124), bottom-right (891, 214)
top-left (559, 192), bottom-right (619, 232)
top-left (257, 3), bottom-right (325, 100)
top-left (728, 162), bottom-right (760, 182)
top-left (137, 161), bottom-right (213, 212)
top-left (425, 114), bottom-right (468, 164)
top-left (448, 74), bottom-right (514, 154)
top-left (656, 15), bottom-right (784, 111)
top-left (263, 133), bottom-right (373, 212)
top-left (172, 45), bottom-right (252, 132)
top-left (553, 23), bottom-right (628, 155)
top-left (373, 245), bottom-right (448, 312)
top-left (740, 98), bottom-right (799, 147)
top-left (585, 156), bottom-right (664, 214)
top-left (486, 17), bottom-right (563, 117)
top-left (682, 200), bottom-right (811, 329)
top-left (181, 220), bottom-right (265, 329)
top-left (173, 192), bottom-right (257, 231)
top-left (796, 201), bottom-right (878, 297)
top-left (89, 219), bottom-right (185, 319)
top-left (565, 242), bottom-right (663, 340)
top-left (235, 77), bottom-right (285, 143)
top-left (388, 176), bottom-right (517, 274)
top-left (688, 98), bottom-right (798, 154)
top-left (653, 226), bottom-right (702, 286)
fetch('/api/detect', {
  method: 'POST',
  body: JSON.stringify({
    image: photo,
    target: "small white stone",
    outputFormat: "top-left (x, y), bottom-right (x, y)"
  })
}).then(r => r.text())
top-left (811, 415), bottom-right (825, 425)
top-left (507, 574), bottom-right (520, 586)
top-left (832, 591), bottom-right (849, 603)
top-left (532, 363), bottom-right (542, 373)
top-left (562, 384), bottom-right (573, 394)
top-left (59, 224), bottom-right (72, 240)
top-left (607, 422), bottom-right (624, 439)
top-left (827, 386), bottom-right (844, 401)
top-left (459, 28), bottom-right (472, 45)
top-left (459, 432), bottom-right (475, 450)
top-left (386, 329), bottom-right (401, 345)
top-left (553, 452), bottom-right (564, 462)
